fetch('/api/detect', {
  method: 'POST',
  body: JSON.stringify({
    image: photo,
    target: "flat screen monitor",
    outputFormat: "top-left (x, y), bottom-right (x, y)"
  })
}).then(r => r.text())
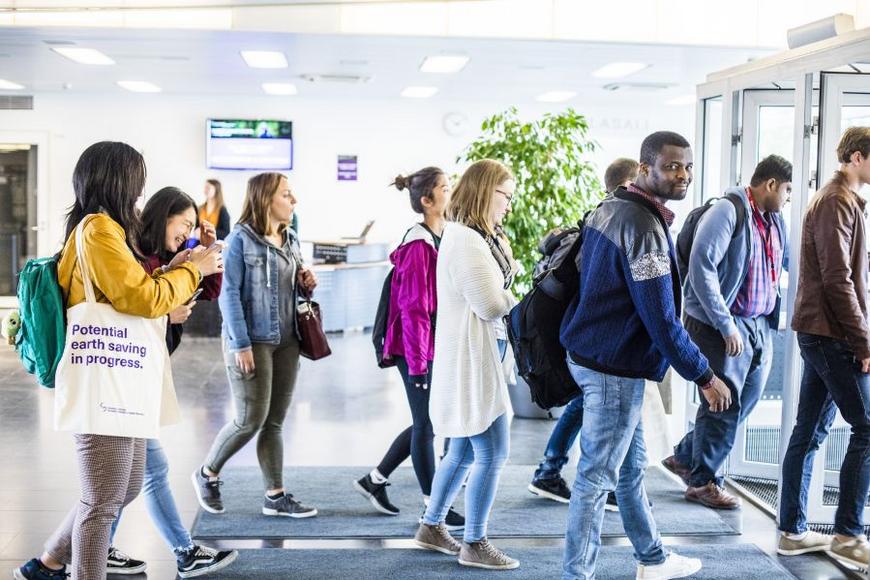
top-left (206, 119), bottom-right (293, 170)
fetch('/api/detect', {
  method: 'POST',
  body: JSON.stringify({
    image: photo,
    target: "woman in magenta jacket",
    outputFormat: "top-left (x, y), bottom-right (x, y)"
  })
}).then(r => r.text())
top-left (353, 167), bottom-right (464, 529)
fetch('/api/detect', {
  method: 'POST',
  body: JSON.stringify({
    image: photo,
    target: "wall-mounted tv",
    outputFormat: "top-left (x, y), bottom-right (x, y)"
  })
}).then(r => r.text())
top-left (206, 119), bottom-right (293, 170)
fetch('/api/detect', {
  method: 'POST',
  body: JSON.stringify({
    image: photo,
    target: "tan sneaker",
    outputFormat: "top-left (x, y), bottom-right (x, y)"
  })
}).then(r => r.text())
top-left (458, 538), bottom-right (520, 570)
top-left (414, 523), bottom-right (462, 555)
top-left (685, 482), bottom-right (740, 510)
top-left (830, 535), bottom-right (870, 568)
top-left (776, 531), bottom-right (833, 556)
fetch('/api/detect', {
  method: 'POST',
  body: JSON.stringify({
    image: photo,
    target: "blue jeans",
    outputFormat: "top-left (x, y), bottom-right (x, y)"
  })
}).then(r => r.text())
top-left (562, 361), bottom-right (665, 580)
top-left (109, 439), bottom-right (194, 556)
top-left (533, 394), bottom-right (585, 481)
top-left (674, 316), bottom-right (773, 487)
top-left (422, 413), bottom-right (510, 542)
top-left (779, 333), bottom-right (870, 537)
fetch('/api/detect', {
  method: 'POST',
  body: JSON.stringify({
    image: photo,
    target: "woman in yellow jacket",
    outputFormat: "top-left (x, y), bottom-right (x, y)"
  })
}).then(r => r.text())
top-left (15, 142), bottom-right (222, 580)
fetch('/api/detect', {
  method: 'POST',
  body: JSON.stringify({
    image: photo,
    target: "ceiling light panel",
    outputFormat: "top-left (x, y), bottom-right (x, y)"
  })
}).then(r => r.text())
top-left (241, 51), bottom-right (287, 69)
top-left (592, 62), bottom-right (647, 78)
top-left (401, 86), bottom-right (438, 98)
top-left (420, 55), bottom-right (469, 74)
top-left (117, 81), bottom-right (161, 93)
top-left (0, 79), bottom-right (25, 90)
top-left (52, 47), bottom-right (115, 65)
top-left (536, 90), bottom-right (577, 103)
top-left (262, 82), bottom-right (297, 95)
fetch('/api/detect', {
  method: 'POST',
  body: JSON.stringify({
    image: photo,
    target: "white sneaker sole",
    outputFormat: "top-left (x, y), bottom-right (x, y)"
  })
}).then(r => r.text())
top-left (13, 568), bottom-right (25, 580)
top-left (178, 549), bottom-right (239, 578)
top-left (527, 483), bottom-right (570, 504)
top-left (637, 559), bottom-right (702, 580)
top-left (262, 507), bottom-right (318, 518)
top-left (352, 479), bottom-right (400, 516)
top-left (828, 548), bottom-right (869, 570)
top-left (777, 544), bottom-right (831, 556)
top-left (458, 558), bottom-right (520, 570)
top-left (191, 472), bottom-right (225, 514)
top-left (106, 562), bottom-right (147, 575)
top-left (414, 539), bottom-right (460, 556)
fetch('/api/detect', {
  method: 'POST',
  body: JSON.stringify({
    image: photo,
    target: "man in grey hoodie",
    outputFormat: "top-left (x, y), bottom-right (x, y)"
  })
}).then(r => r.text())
top-left (663, 155), bottom-right (791, 509)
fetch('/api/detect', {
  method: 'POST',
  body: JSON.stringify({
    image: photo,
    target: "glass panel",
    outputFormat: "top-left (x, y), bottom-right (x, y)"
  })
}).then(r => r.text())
top-left (0, 144), bottom-right (38, 296)
top-left (841, 105), bottom-right (870, 196)
top-left (702, 96), bottom-right (723, 202)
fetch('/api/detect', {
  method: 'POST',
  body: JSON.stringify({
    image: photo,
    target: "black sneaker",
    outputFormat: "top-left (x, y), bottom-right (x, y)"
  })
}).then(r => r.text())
top-left (353, 474), bottom-right (400, 515)
top-left (13, 559), bottom-right (68, 580)
top-left (445, 507), bottom-right (465, 531)
top-left (528, 477), bottom-right (571, 503)
top-left (605, 492), bottom-right (619, 512)
top-left (192, 468), bottom-right (225, 514)
top-left (106, 547), bottom-right (146, 575)
top-left (263, 493), bottom-right (318, 518)
top-left (177, 545), bottom-right (239, 578)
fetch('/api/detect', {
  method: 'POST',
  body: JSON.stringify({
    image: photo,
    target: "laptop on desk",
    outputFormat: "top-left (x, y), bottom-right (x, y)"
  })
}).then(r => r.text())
top-left (339, 220), bottom-right (375, 244)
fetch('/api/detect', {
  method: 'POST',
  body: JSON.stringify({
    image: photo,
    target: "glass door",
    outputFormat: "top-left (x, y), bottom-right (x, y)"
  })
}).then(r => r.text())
top-left (0, 144), bottom-right (38, 299)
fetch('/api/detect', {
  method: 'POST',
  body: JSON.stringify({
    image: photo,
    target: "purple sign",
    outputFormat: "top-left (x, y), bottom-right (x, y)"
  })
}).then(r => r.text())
top-left (338, 155), bottom-right (358, 181)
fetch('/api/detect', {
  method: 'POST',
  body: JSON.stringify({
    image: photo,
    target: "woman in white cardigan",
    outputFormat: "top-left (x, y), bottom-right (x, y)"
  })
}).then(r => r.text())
top-left (414, 159), bottom-right (520, 571)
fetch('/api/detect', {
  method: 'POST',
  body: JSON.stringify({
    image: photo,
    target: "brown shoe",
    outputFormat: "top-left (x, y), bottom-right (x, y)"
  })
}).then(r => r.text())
top-left (685, 482), bottom-right (740, 510)
top-left (661, 455), bottom-right (692, 486)
top-left (414, 522), bottom-right (462, 555)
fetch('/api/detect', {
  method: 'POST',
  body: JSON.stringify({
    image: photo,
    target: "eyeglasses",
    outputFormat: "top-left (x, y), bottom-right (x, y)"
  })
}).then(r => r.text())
top-left (496, 189), bottom-right (514, 205)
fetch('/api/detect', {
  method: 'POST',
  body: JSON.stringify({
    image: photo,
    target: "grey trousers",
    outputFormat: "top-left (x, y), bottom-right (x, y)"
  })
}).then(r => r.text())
top-left (45, 434), bottom-right (146, 580)
top-left (204, 338), bottom-right (301, 490)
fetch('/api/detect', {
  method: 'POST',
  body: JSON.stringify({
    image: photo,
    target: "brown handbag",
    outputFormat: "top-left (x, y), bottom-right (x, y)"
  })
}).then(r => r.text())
top-left (296, 291), bottom-right (331, 360)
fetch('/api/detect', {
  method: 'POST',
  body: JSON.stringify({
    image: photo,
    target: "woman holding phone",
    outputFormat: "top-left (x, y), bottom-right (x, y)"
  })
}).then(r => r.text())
top-left (193, 172), bottom-right (319, 519)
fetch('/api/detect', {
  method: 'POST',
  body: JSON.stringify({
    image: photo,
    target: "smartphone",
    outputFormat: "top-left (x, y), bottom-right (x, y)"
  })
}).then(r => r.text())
top-left (183, 237), bottom-right (200, 250)
top-left (186, 288), bottom-right (204, 305)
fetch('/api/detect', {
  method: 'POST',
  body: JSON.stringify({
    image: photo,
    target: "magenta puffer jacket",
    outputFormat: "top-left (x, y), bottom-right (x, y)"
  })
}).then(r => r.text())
top-left (382, 225), bottom-right (438, 377)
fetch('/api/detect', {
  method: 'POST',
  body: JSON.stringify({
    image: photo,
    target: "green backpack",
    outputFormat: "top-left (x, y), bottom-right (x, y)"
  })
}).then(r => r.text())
top-left (16, 256), bottom-right (66, 388)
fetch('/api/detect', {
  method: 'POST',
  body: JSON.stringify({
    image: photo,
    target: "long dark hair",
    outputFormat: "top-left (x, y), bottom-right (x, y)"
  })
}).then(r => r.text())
top-left (139, 187), bottom-right (198, 261)
top-left (64, 141), bottom-right (147, 250)
top-left (392, 167), bottom-right (444, 214)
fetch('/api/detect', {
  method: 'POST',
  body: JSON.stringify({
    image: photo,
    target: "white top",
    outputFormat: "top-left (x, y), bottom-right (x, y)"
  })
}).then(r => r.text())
top-left (430, 222), bottom-right (517, 437)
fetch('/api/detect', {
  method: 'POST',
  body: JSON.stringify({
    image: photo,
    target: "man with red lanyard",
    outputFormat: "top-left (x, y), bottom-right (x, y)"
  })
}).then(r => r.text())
top-left (663, 155), bottom-right (791, 509)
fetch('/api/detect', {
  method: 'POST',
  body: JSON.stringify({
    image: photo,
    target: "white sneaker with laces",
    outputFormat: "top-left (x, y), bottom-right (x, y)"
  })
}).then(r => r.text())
top-left (636, 552), bottom-right (702, 580)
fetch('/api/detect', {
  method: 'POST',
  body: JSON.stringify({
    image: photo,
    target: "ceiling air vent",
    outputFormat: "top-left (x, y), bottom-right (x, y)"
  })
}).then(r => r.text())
top-left (0, 95), bottom-right (34, 110)
top-left (602, 82), bottom-right (675, 92)
top-left (300, 73), bottom-right (372, 84)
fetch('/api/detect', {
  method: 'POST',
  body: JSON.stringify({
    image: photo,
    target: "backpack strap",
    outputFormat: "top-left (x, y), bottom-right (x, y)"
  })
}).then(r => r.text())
top-left (724, 192), bottom-right (746, 239)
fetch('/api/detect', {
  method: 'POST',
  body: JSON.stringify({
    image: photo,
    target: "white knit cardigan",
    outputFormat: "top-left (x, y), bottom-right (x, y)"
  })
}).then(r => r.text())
top-left (430, 222), bottom-right (517, 438)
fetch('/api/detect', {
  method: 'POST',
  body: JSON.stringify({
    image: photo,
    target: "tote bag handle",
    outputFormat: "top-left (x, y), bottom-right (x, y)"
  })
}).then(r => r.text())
top-left (75, 217), bottom-right (99, 304)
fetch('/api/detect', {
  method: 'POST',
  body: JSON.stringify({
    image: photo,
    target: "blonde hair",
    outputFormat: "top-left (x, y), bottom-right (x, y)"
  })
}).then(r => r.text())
top-left (238, 172), bottom-right (287, 236)
top-left (447, 159), bottom-right (514, 235)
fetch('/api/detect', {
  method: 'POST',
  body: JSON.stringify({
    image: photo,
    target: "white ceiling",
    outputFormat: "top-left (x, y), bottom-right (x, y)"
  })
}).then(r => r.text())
top-left (0, 26), bottom-right (773, 102)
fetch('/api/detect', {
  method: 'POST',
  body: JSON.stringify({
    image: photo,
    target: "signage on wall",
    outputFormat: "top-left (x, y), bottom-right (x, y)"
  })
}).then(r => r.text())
top-left (337, 155), bottom-right (358, 181)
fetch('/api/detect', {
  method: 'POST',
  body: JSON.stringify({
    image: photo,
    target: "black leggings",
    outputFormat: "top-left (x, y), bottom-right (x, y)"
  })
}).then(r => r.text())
top-left (376, 357), bottom-right (438, 496)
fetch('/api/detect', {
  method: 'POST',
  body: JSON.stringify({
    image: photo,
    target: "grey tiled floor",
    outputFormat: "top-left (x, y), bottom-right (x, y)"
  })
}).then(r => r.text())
top-left (0, 333), bottom-right (856, 579)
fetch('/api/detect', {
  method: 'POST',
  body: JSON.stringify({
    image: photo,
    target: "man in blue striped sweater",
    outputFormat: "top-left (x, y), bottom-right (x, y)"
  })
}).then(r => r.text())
top-left (559, 131), bottom-right (731, 580)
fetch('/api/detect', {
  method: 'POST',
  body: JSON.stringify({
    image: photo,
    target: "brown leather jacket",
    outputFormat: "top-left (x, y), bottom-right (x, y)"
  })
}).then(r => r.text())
top-left (792, 171), bottom-right (870, 358)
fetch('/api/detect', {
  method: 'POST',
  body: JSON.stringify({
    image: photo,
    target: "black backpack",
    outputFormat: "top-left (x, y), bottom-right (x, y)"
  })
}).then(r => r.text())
top-left (506, 221), bottom-right (587, 410)
top-left (372, 225), bottom-right (438, 369)
top-left (675, 192), bottom-right (744, 284)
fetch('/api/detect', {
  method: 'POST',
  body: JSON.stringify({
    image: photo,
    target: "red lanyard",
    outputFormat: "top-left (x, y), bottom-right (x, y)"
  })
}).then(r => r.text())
top-left (746, 188), bottom-right (777, 285)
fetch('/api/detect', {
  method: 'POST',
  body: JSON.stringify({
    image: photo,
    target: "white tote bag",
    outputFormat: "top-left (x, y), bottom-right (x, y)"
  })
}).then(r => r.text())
top-left (54, 218), bottom-right (181, 439)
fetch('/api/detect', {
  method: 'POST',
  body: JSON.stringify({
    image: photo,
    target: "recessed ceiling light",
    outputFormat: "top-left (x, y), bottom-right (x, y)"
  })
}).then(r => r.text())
top-left (262, 82), bottom-right (297, 95)
top-left (536, 91), bottom-right (577, 103)
top-left (52, 47), bottom-right (115, 66)
top-left (420, 55), bottom-right (469, 74)
top-left (117, 81), bottom-right (161, 93)
top-left (0, 79), bottom-right (25, 90)
top-left (666, 94), bottom-right (697, 106)
top-left (401, 86), bottom-right (438, 98)
top-left (241, 50), bottom-right (287, 69)
top-left (592, 62), bottom-right (647, 79)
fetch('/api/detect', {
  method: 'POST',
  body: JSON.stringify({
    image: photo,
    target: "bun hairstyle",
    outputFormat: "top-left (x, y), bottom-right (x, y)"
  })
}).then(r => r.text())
top-left (392, 166), bottom-right (444, 214)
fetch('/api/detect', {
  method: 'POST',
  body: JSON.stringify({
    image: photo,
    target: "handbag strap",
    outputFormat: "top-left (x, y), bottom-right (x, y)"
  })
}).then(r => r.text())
top-left (75, 216), bottom-right (98, 304)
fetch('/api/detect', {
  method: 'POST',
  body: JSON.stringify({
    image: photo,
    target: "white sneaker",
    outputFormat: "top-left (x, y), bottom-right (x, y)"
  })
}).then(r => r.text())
top-left (636, 552), bottom-right (702, 580)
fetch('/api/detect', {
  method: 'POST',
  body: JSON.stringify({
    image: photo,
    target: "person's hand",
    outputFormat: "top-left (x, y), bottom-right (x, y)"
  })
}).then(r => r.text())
top-left (861, 357), bottom-right (870, 373)
top-left (298, 268), bottom-right (317, 293)
top-left (168, 249), bottom-right (192, 270)
top-left (409, 374), bottom-right (428, 390)
top-left (169, 302), bottom-right (194, 324)
top-left (235, 349), bottom-right (255, 374)
top-left (189, 244), bottom-right (223, 276)
top-left (200, 220), bottom-right (217, 248)
top-left (723, 332), bottom-right (744, 357)
top-left (701, 376), bottom-right (732, 413)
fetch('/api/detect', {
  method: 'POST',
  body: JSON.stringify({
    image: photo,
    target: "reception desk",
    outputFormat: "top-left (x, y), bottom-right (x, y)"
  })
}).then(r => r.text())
top-left (310, 261), bottom-right (391, 332)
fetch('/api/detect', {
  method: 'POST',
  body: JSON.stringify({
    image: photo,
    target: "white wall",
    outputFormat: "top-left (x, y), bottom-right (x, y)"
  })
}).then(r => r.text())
top-left (1, 91), bottom-right (694, 252)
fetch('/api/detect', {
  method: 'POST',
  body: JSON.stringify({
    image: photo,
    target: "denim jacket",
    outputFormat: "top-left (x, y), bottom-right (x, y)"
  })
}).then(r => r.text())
top-left (220, 223), bottom-right (302, 352)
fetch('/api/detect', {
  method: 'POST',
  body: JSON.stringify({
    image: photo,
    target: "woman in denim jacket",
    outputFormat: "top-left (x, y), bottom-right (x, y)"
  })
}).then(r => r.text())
top-left (192, 172), bottom-right (319, 519)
